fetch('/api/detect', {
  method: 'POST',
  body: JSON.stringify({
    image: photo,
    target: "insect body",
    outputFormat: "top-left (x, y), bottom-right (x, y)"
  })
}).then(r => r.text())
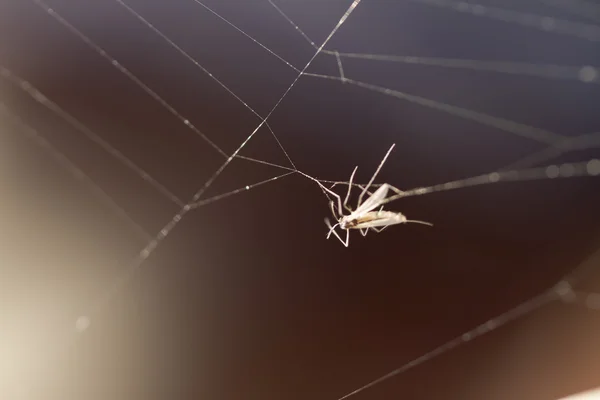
top-left (340, 205), bottom-right (409, 231)
top-left (319, 144), bottom-right (432, 247)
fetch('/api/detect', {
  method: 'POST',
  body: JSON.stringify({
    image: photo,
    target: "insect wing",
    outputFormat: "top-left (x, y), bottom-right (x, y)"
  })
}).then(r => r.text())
top-left (353, 211), bottom-right (402, 229)
top-left (355, 184), bottom-right (389, 214)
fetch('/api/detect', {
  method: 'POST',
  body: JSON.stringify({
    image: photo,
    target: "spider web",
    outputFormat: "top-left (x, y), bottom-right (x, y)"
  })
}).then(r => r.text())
top-left (2, 0), bottom-right (600, 398)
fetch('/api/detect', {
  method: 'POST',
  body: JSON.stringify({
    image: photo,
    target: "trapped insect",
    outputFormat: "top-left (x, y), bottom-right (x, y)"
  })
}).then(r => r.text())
top-left (317, 144), bottom-right (432, 247)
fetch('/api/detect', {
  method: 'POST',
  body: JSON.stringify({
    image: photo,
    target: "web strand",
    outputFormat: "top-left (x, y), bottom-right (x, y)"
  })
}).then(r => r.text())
top-left (539, 0), bottom-right (600, 24)
top-left (268, 0), bottom-right (600, 174)
top-left (333, 247), bottom-right (600, 400)
top-left (303, 73), bottom-right (570, 147)
top-left (264, 1), bottom-right (600, 178)
top-left (381, 159), bottom-right (599, 204)
top-left (1, 1), bottom-right (302, 272)
top-left (32, 0), bottom-right (295, 171)
top-left (86, 0), bottom-right (363, 316)
top-left (189, 0), bottom-right (301, 72)
top-left (235, 155), bottom-right (297, 172)
top-left (268, 0), bottom-right (318, 49)
top-left (502, 132), bottom-right (600, 170)
top-left (68, 0), bottom-right (600, 180)
top-left (312, 159), bottom-right (600, 207)
top-left (268, 0), bottom-right (599, 85)
top-left (10, 49), bottom-right (596, 211)
top-left (32, 0), bottom-right (229, 160)
top-left (336, 290), bottom-right (557, 400)
top-left (0, 62), bottom-right (298, 216)
top-left (112, 0), bottom-right (297, 170)
top-left (326, 52), bottom-right (599, 84)
top-left (7, 1), bottom-right (600, 397)
top-left (0, 102), bottom-right (153, 242)
top-left (0, 64), bottom-right (185, 208)
top-left (409, 0), bottom-right (600, 42)
top-left (190, 172), bottom-right (295, 209)
top-left (295, 152), bottom-right (599, 197)
top-left (12, 6), bottom-right (599, 204)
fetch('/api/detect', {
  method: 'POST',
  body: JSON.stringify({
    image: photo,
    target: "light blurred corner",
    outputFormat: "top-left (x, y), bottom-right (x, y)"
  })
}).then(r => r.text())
top-left (560, 387), bottom-right (600, 399)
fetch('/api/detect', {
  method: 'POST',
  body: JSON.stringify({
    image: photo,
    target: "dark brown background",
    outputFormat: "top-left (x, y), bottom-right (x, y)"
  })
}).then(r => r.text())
top-left (1, 0), bottom-right (600, 399)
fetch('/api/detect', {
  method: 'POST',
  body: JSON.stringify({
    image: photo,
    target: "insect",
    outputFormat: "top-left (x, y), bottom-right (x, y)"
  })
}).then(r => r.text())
top-left (318, 144), bottom-right (432, 247)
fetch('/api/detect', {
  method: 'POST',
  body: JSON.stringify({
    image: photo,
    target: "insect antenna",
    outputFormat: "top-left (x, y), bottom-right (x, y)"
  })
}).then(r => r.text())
top-left (405, 219), bottom-right (433, 226)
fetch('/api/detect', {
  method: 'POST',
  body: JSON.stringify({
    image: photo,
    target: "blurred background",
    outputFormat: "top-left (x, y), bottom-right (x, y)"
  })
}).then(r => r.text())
top-left (1, 0), bottom-right (600, 399)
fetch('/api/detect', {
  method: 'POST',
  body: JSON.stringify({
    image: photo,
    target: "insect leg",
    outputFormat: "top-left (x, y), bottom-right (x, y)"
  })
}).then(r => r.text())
top-left (308, 175), bottom-right (345, 217)
top-left (323, 184), bottom-right (344, 217)
top-left (372, 226), bottom-right (388, 233)
top-left (343, 166), bottom-right (358, 212)
top-left (371, 207), bottom-right (387, 233)
top-left (325, 217), bottom-right (340, 239)
top-left (357, 143), bottom-right (396, 208)
top-left (325, 218), bottom-right (350, 247)
top-left (357, 184), bottom-right (375, 197)
top-left (329, 200), bottom-right (340, 221)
